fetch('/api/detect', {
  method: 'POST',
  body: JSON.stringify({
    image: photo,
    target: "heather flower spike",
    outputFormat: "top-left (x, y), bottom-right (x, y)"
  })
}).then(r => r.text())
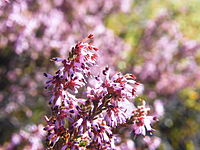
top-left (44, 35), bottom-right (156, 149)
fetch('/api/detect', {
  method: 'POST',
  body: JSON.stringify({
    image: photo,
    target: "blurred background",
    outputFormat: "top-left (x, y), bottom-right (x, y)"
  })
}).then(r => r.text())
top-left (0, 0), bottom-right (200, 149)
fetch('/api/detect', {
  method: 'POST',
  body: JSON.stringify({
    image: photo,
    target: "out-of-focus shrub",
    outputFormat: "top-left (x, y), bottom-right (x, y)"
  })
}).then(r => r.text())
top-left (105, 0), bottom-right (200, 149)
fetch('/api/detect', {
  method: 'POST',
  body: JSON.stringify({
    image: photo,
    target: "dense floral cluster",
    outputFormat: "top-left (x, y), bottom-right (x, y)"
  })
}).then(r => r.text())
top-left (44, 35), bottom-right (155, 149)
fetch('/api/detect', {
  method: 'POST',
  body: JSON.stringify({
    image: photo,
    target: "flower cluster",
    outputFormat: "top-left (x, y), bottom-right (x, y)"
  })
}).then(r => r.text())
top-left (44, 35), bottom-right (155, 149)
top-left (131, 101), bottom-right (156, 136)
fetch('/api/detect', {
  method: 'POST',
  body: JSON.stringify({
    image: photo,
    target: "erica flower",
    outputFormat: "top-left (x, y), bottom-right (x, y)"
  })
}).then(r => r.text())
top-left (88, 119), bottom-right (113, 149)
top-left (43, 35), bottom-right (156, 149)
top-left (132, 116), bottom-right (154, 136)
top-left (131, 101), bottom-right (156, 136)
top-left (104, 106), bottom-right (127, 127)
top-left (102, 69), bottom-right (140, 101)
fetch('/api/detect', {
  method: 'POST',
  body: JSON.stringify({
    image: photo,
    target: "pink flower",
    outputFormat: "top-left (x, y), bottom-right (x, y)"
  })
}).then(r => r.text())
top-left (43, 35), bottom-right (156, 149)
top-left (132, 116), bottom-right (154, 136)
top-left (104, 106), bottom-right (127, 127)
top-left (131, 101), bottom-right (156, 136)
